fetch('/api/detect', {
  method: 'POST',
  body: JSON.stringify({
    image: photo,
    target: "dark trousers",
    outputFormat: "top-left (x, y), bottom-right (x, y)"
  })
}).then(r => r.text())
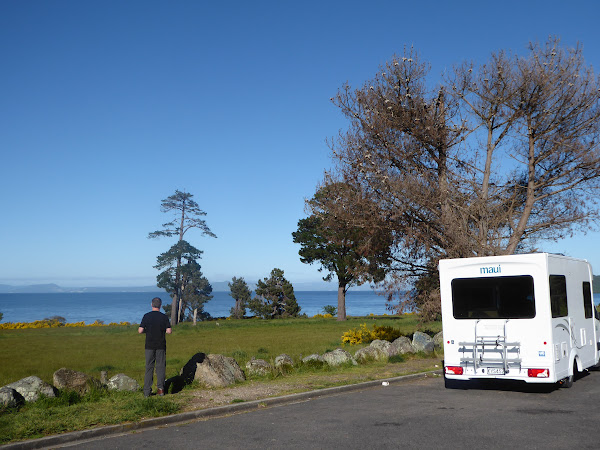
top-left (144, 348), bottom-right (166, 396)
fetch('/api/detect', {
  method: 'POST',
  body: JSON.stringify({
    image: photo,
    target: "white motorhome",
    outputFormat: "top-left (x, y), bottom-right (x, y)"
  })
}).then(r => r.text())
top-left (440, 253), bottom-right (598, 387)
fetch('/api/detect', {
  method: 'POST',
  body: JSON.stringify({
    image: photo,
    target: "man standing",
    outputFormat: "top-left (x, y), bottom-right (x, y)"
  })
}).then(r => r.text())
top-left (138, 297), bottom-right (172, 397)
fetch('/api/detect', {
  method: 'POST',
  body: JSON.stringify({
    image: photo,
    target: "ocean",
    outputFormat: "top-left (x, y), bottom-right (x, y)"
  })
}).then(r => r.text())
top-left (0, 290), bottom-right (389, 324)
top-left (1, 291), bottom-right (599, 325)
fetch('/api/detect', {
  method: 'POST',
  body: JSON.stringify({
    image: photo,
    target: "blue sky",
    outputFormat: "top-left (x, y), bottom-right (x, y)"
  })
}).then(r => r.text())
top-left (1, 0), bottom-right (599, 288)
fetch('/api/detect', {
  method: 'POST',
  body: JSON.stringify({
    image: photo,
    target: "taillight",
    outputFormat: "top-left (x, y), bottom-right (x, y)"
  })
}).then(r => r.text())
top-left (528, 368), bottom-right (549, 378)
top-left (445, 366), bottom-right (463, 375)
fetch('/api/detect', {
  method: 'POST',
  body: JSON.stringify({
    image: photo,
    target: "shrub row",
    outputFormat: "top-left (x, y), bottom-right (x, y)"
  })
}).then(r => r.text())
top-left (341, 323), bottom-right (407, 344)
top-left (0, 320), bottom-right (132, 330)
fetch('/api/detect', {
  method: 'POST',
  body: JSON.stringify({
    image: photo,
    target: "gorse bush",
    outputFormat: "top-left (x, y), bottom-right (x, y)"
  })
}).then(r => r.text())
top-left (341, 323), bottom-right (371, 344)
top-left (0, 320), bottom-right (131, 330)
top-left (341, 323), bottom-right (405, 345)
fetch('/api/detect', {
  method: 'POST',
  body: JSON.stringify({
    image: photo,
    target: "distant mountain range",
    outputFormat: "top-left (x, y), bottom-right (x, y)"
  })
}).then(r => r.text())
top-left (4, 277), bottom-right (594, 294)
top-left (0, 280), bottom-right (347, 294)
top-left (0, 284), bottom-right (163, 294)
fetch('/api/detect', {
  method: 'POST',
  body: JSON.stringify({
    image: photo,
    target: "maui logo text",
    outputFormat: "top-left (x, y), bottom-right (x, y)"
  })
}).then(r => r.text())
top-left (480, 265), bottom-right (501, 275)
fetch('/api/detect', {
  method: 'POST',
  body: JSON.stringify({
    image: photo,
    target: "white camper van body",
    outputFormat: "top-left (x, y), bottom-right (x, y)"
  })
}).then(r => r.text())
top-left (440, 253), bottom-right (598, 385)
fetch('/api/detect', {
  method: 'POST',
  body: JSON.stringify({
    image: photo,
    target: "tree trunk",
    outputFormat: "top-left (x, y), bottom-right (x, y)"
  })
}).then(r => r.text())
top-left (178, 297), bottom-right (184, 323)
top-left (193, 308), bottom-right (197, 326)
top-left (337, 284), bottom-right (347, 321)
top-left (505, 120), bottom-right (537, 254)
top-left (170, 294), bottom-right (178, 325)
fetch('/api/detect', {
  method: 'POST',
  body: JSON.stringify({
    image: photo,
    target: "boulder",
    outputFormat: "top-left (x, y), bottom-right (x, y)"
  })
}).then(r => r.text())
top-left (107, 374), bottom-right (140, 392)
top-left (322, 348), bottom-right (357, 366)
top-left (390, 336), bottom-right (415, 355)
top-left (0, 387), bottom-right (24, 408)
top-left (302, 354), bottom-right (323, 363)
top-left (5, 376), bottom-right (56, 402)
top-left (194, 354), bottom-right (245, 387)
top-left (245, 357), bottom-right (272, 376)
top-left (412, 331), bottom-right (435, 353)
top-left (53, 368), bottom-right (103, 395)
top-left (433, 331), bottom-right (444, 351)
top-left (370, 339), bottom-right (392, 357)
top-left (274, 354), bottom-right (294, 370)
top-left (165, 352), bottom-right (206, 394)
top-left (354, 346), bottom-right (381, 363)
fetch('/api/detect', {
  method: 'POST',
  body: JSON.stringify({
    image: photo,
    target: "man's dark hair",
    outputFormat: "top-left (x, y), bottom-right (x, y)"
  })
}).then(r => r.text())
top-left (151, 297), bottom-right (162, 309)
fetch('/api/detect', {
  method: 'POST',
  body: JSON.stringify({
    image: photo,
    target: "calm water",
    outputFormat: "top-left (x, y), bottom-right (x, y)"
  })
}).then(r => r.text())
top-left (0, 290), bottom-right (389, 324)
top-left (1, 291), bottom-right (599, 325)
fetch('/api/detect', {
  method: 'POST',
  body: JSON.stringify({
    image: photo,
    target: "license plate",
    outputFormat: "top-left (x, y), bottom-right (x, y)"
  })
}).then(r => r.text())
top-left (487, 368), bottom-right (505, 375)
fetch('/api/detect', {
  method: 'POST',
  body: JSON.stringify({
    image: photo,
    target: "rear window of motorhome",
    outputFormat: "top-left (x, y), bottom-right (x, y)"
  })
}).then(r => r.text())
top-left (451, 275), bottom-right (535, 319)
top-left (549, 275), bottom-right (568, 318)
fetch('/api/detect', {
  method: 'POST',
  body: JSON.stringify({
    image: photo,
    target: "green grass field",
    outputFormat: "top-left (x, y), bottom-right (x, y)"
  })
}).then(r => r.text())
top-left (0, 315), bottom-right (440, 386)
top-left (0, 315), bottom-right (441, 444)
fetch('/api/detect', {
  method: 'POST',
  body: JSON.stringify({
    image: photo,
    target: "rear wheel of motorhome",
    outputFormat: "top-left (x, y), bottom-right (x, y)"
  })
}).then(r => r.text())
top-left (561, 361), bottom-right (577, 388)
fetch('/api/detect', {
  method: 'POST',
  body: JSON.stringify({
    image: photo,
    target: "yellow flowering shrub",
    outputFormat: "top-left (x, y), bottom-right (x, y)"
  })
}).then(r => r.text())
top-left (0, 320), bottom-right (131, 330)
top-left (312, 313), bottom-right (333, 319)
top-left (341, 323), bottom-right (405, 345)
top-left (341, 323), bottom-right (372, 344)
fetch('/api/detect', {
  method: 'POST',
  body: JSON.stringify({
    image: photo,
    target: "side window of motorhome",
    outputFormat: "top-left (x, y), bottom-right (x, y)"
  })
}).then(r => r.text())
top-left (451, 275), bottom-right (535, 319)
top-left (549, 275), bottom-right (568, 318)
top-left (582, 281), bottom-right (593, 319)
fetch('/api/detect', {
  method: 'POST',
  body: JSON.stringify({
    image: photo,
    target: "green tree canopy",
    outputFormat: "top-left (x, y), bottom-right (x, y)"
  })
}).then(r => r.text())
top-left (229, 276), bottom-right (252, 319)
top-left (155, 241), bottom-right (212, 323)
top-left (293, 182), bottom-right (392, 320)
top-left (248, 268), bottom-right (301, 319)
top-left (148, 190), bottom-right (216, 324)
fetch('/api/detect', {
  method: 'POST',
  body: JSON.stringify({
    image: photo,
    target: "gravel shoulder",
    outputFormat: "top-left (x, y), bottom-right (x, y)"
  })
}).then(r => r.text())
top-left (177, 358), bottom-right (441, 412)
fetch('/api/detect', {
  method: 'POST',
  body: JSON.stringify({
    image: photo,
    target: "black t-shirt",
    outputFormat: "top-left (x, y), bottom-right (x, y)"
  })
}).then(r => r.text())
top-left (140, 311), bottom-right (171, 350)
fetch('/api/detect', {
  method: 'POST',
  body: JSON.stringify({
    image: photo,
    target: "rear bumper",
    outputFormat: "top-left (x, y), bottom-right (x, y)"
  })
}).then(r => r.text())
top-left (444, 367), bottom-right (556, 383)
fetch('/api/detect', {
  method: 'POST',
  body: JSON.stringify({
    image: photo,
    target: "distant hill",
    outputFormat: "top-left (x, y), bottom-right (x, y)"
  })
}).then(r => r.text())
top-left (0, 280), bottom-right (358, 294)
top-left (0, 284), bottom-right (163, 294)
top-left (0, 283), bottom-right (66, 293)
top-left (0, 276), bottom-right (596, 294)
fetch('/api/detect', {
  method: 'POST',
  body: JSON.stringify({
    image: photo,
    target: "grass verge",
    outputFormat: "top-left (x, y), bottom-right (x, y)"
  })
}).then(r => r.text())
top-left (0, 315), bottom-right (442, 444)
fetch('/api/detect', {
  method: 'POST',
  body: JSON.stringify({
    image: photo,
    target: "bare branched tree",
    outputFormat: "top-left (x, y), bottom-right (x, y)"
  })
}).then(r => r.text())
top-left (326, 38), bottom-right (600, 317)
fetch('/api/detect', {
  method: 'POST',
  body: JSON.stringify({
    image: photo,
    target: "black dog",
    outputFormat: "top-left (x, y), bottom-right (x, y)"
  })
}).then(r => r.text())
top-left (164, 352), bottom-right (205, 394)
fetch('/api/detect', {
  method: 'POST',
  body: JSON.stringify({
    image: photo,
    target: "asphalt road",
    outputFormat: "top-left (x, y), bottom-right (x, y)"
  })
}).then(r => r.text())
top-left (55, 371), bottom-right (600, 449)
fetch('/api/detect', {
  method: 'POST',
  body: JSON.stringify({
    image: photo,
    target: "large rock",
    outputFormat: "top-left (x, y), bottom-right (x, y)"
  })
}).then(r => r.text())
top-left (165, 352), bottom-right (206, 394)
top-left (53, 368), bottom-right (103, 395)
top-left (245, 357), bottom-right (272, 376)
top-left (107, 374), bottom-right (140, 392)
top-left (433, 331), bottom-right (444, 351)
top-left (5, 376), bottom-right (56, 402)
top-left (412, 331), bottom-right (435, 353)
top-left (0, 387), bottom-right (24, 407)
top-left (194, 354), bottom-right (245, 387)
top-left (322, 348), bottom-right (357, 366)
top-left (302, 354), bottom-right (323, 363)
top-left (370, 339), bottom-right (392, 357)
top-left (390, 336), bottom-right (415, 355)
top-left (274, 354), bottom-right (294, 370)
top-left (354, 346), bottom-right (382, 363)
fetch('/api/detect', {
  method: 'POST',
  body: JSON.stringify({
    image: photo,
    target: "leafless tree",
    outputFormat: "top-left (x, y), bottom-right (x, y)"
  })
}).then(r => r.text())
top-left (326, 38), bottom-right (600, 317)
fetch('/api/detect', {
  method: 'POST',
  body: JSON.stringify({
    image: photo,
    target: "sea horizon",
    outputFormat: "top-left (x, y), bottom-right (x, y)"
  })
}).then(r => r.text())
top-left (0, 290), bottom-right (392, 325)
top-left (2, 290), bottom-right (599, 326)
